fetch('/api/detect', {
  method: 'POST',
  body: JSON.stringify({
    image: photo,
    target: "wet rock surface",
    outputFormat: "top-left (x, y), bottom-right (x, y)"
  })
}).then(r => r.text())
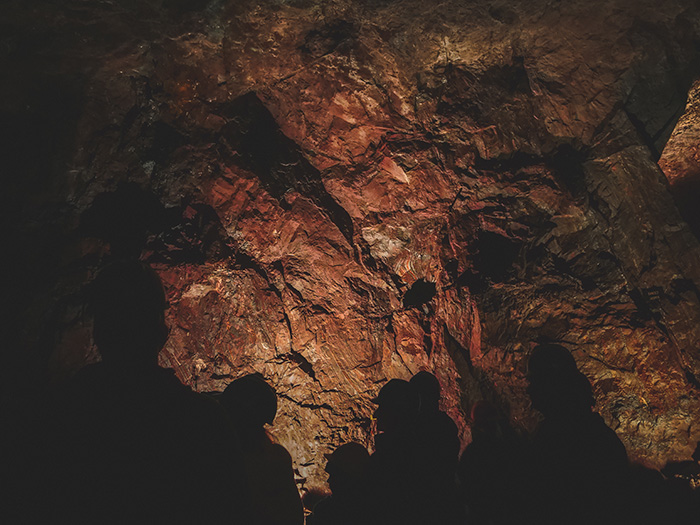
top-left (5, 0), bottom-right (700, 491)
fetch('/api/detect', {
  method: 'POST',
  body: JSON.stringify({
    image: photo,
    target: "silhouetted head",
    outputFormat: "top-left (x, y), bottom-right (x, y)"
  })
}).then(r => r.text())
top-left (81, 183), bottom-right (166, 258)
top-left (526, 343), bottom-right (594, 419)
top-left (372, 379), bottom-right (420, 433)
top-left (410, 371), bottom-right (441, 414)
top-left (90, 260), bottom-right (168, 367)
top-left (221, 373), bottom-right (277, 429)
top-left (325, 442), bottom-right (370, 495)
top-left (527, 343), bottom-right (578, 377)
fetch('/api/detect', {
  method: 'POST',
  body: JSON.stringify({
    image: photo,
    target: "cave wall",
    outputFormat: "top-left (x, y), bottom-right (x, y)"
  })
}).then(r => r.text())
top-left (5, 0), bottom-right (700, 492)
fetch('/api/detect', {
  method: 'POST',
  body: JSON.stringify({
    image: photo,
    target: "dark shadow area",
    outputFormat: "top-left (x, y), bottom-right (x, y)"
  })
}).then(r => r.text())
top-left (521, 343), bottom-right (629, 525)
top-left (80, 182), bottom-right (169, 259)
top-left (402, 278), bottom-right (436, 309)
top-left (458, 400), bottom-right (525, 525)
top-left (669, 176), bottom-right (700, 240)
top-left (1, 77), bottom-right (85, 397)
top-left (82, 183), bottom-right (235, 264)
top-left (359, 377), bottom-right (461, 524)
top-left (300, 20), bottom-right (355, 58)
top-left (3, 261), bottom-right (246, 523)
top-left (217, 92), bottom-right (355, 247)
top-left (220, 373), bottom-right (304, 525)
top-left (307, 442), bottom-right (370, 525)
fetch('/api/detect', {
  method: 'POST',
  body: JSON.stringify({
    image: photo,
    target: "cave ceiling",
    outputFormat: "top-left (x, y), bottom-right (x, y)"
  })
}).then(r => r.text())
top-left (4, 0), bottom-right (700, 491)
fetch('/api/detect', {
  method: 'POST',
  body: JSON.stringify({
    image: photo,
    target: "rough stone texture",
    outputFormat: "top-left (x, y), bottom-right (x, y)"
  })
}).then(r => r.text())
top-left (5, 0), bottom-right (700, 492)
top-left (660, 79), bottom-right (700, 235)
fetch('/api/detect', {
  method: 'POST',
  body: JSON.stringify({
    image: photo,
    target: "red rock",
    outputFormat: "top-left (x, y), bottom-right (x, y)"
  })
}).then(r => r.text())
top-left (6, 0), bottom-right (700, 493)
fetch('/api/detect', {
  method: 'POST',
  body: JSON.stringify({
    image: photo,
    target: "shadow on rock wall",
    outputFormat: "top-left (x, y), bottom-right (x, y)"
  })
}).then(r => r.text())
top-left (5, 0), bottom-right (700, 490)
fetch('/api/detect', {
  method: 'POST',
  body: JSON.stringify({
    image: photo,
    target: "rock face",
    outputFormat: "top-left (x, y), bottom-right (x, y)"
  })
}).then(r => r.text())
top-left (5, 0), bottom-right (700, 492)
top-left (660, 79), bottom-right (700, 236)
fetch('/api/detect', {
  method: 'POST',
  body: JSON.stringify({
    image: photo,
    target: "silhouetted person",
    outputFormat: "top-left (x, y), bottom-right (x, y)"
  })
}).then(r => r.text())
top-left (366, 378), bottom-right (422, 525)
top-left (220, 373), bottom-right (304, 525)
top-left (410, 371), bottom-right (462, 523)
top-left (458, 400), bottom-right (524, 525)
top-left (42, 261), bottom-right (244, 523)
top-left (80, 183), bottom-right (166, 258)
top-left (625, 463), bottom-right (674, 525)
top-left (0, 382), bottom-right (43, 523)
top-left (307, 442), bottom-right (371, 525)
top-left (523, 343), bottom-right (628, 525)
top-left (662, 440), bottom-right (700, 487)
top-left (658, 440), bottom-right (700, 522)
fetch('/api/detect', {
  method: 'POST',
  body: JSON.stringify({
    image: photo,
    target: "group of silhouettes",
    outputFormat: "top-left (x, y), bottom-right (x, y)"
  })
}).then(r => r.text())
top-left (2, 259), bottom-right (700, 524)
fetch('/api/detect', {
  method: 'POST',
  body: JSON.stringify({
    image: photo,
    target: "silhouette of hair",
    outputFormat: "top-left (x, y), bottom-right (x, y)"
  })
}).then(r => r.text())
top-left (373, 379), bottom-right (420, 417)
top-left (523, 344), bottom-right (630, 525)
top-left (410, 371), bottom-right (441, 412)
top-left (526, 343), bottom-right (594, 417)
top-left (80, 182), bottom-right (166, 258)
top-left (220, 374), bottom-right (303, 525)
top-left (527, 343), bottom-right (578, 377)
top-left (324, 442), bottom-right (370, 502)
top-left (372, 379), bottom-right (420, 435)
top-left (89, 260), bottom-right (168, 363)
top-left (325, 442), bottom-right (370, 479)
top-left (221, 373), bottom-right (278, 427)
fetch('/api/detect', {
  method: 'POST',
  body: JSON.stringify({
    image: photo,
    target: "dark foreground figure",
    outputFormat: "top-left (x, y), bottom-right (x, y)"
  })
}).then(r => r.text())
top-left (366, 377), bottom-right (463, 525)
top-left (366, 378), bottom-right (423, 525)
top-left (31, 261), bottom-right (245, 523)
top-left (522, 343), bottom-right (629, 525)
top-left (221, 373), bottom-right (304, 525)
top-left (410, 371), bottom-right (462, 523)
top-left (458, 400), bottom-right (525, 525)
top-left (5, 262), bottom-right (700, 524)
top-left (307, 442), bottom-right (371, 525)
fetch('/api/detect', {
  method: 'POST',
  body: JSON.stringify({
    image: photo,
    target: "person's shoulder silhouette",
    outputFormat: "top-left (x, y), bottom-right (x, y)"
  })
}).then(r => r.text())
top-left (367, 378), bottom-right (423, 525)
top-left (409, 371), bottom-right (462, 524)
top-left (526, 344), bottom-right (626, 466)
top-left (410, 371), bottom-right (460, 460)
top-left (373, 378), bottom-right (420, 437)
top-left (47, 260), bottom-right (243, 524)
top-left (458, 400), bottom-right (525, 525)
top-left (221, 373), bottom-right (304, 525)
top-left (524, 343), bottom-right (628, 525)
top-left (308, 442), bottom-right (371, 525)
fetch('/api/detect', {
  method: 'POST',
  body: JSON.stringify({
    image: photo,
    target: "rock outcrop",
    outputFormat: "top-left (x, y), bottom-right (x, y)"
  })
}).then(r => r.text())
top-left (5, 0), bottom-right (700, 492)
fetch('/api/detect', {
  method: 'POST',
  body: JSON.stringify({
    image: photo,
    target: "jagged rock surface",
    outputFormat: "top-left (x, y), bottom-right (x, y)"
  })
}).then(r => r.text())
top-left (660, 79), bottom-right (700, 236)
top-left (5, 0), bottom-right (700, 491)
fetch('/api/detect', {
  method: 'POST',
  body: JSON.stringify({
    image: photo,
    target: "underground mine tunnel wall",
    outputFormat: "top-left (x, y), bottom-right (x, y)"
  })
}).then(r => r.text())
top-left (4, 0), bottom-right (700, 493)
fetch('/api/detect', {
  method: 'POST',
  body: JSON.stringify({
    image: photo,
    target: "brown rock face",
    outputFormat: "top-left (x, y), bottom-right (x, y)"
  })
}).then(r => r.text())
top-left (5, 0), bottom-right (700, 492)
top-left (660, 80), bottom-right (700, 236)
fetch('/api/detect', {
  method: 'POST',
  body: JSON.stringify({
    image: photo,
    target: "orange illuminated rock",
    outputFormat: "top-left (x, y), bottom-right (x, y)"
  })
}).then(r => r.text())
top-left (6, 0), bottom-right (700, 494)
